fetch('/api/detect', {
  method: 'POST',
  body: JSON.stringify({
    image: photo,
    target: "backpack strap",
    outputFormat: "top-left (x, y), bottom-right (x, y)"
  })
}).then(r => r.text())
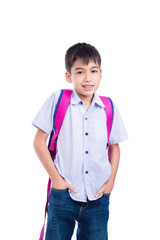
top-left (49, 89), bottom-right (73, 152)
top-left (99, 96), bottom-right (114, 150)
top-left (39, 89), bottom-right (72, 240)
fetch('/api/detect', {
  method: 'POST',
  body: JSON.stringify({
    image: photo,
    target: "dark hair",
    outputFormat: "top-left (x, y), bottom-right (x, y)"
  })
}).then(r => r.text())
top-left (65, 42), bottom-right (101, 74)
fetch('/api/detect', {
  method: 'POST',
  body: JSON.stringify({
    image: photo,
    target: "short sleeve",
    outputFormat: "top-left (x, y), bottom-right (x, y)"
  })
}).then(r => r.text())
top-left (32, 90), bottom-right (61, 134)
top-left (109, 103), bottom-right (128, 145)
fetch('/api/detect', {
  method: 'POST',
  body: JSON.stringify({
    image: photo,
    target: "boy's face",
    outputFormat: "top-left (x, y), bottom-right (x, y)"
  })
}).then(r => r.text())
top-left (65, 58), bottom-right (102, 103)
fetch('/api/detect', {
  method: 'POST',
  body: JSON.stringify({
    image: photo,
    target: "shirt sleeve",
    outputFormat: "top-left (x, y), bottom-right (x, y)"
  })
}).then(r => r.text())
top-left (109, 103), bottom-right (128, 145)
top-left (32, 90), bottom-right (61, 134)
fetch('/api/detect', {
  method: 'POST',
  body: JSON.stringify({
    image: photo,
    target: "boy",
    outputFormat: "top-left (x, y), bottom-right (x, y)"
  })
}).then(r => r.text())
top-left (32, 42), bottom-right (128, 240)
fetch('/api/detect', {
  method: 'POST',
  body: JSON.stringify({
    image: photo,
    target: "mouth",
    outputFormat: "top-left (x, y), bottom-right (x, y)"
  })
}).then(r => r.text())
top-left (82, 85), bottom-right (94, 90)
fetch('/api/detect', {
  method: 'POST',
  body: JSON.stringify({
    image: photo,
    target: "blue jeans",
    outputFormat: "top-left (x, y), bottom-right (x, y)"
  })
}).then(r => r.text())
top-left (45, 188), bottom-right (110, 240)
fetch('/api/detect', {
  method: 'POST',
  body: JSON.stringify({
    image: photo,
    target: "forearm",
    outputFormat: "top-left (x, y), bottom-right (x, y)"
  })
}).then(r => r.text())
top-left (33, 131), bottom-right (61, 182)
top-left (109, 144), bottom-right (120, 183)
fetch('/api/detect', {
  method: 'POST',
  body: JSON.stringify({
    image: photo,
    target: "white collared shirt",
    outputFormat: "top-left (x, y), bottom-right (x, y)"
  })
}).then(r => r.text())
top-left (32, 89), bottom-right (128, 202)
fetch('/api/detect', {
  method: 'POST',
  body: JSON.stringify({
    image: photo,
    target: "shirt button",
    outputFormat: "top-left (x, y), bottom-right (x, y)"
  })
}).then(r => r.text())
top-left (80, 101), bottom-right (83, 104)
top-left (85, 117), bottom-right (87, 120)
top-left (85, 151), bottom-right (89, 154)
top-left (85, 171), bottom-right (88, 174)
top-left (85, 132), bottom-right (89, 135)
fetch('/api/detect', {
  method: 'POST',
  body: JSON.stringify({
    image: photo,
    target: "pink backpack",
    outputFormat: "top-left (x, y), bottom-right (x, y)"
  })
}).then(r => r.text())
top-left (39, 89), bottom-right (114, 240)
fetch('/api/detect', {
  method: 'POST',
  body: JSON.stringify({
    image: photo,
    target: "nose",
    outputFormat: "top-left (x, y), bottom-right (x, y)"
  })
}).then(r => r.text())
top-left (84, 71), bottom-right (91, 81)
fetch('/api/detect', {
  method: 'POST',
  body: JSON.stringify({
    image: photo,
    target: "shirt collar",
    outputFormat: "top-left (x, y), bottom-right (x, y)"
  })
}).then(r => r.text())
top-left (71, 89), bottom-right (105, 108)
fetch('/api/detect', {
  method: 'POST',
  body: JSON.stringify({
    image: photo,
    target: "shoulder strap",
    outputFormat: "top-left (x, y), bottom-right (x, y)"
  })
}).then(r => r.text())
top-left (99, 96), bottom-right (114, 149)
top-left (49, 89), bottom-right (72, 152)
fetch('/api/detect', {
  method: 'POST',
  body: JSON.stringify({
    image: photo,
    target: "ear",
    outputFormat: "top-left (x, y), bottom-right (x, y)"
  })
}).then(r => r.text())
top-left (65, 72), bottom-right (72, 83)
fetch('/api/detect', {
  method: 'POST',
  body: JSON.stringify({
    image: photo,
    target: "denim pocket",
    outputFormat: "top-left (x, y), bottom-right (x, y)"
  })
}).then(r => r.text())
top-left (49, 188), bottom-right (68, 202)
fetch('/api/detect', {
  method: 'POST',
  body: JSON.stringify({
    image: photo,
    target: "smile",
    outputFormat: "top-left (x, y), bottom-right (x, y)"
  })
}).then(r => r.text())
top-left (82, 85), bottom-right (94, 88)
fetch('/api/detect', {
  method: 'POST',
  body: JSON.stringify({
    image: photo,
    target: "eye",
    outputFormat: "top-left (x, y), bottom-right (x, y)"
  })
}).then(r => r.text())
top-left (92, 70), bottom-right (98, 73)
top-left (77, 71), bottom-right (84, 74)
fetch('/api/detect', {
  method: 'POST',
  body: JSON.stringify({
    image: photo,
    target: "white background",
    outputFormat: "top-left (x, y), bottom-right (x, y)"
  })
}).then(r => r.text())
top-left (0, 0), bottom-right (160, 239)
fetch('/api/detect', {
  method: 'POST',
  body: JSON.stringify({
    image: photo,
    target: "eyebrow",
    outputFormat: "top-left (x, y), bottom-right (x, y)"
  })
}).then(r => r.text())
top-left (74, 66), bottom-right (99, 71)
